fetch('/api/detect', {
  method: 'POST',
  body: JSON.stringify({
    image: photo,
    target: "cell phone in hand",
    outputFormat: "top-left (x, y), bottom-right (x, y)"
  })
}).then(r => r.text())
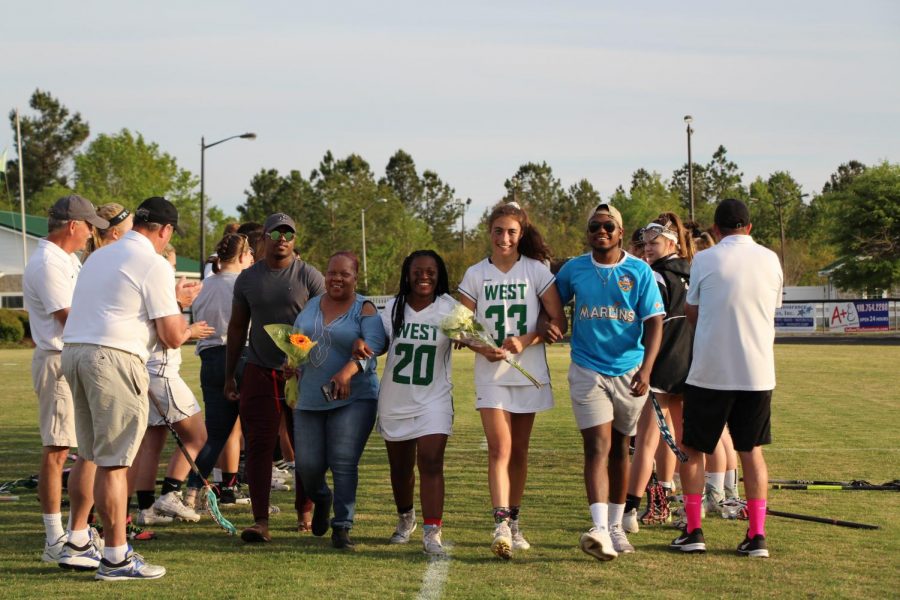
top-left (321, 382), bottom-right (336, 402)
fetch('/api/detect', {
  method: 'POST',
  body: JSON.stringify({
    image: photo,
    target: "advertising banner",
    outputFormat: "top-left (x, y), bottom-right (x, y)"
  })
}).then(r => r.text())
top-left (775, 303), bottom-right (817, 332)
top-left (825, 301), bottom-right (889, 332)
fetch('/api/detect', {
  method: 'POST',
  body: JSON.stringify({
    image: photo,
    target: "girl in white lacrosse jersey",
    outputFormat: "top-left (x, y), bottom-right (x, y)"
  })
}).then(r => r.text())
top-left (457, 201), bottom-right (567, 559)
top-left (376, 250), bottom-right (455, 556)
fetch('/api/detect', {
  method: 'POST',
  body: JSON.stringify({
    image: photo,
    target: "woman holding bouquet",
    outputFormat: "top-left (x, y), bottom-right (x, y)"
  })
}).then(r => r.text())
top-left (293, 251), bottom-right (387, 549)
top-left (376, 250), bottom-right (456, 556)
top-left (458, 201), bottom-right (566, 559)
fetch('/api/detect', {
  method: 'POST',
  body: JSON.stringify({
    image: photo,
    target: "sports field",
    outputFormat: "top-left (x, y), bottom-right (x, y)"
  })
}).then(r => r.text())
top-left (1, 344), bottom-right (898, 599)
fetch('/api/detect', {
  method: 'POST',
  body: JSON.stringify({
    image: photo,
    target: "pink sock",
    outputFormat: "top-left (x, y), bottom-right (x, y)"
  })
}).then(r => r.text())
top-left (685, 493), bottom-right (703, 533)
top-left (747, 498), bottom-right (767, 538)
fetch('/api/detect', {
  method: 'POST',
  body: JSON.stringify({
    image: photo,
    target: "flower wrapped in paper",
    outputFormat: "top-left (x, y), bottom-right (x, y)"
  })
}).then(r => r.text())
top-left (439, 302), bottom-right (542, 388)
top-left (264, 324), bottom-right (317, 408)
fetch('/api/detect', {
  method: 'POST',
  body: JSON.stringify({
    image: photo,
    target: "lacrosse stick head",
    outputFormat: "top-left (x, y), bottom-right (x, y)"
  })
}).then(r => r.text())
top-left (200, 485), bottom-right (238, 535)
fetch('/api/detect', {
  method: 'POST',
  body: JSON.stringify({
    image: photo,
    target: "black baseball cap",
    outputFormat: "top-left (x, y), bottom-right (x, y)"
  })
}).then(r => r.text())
top-left (714, 198), bottom-right (751, 230)
top-left (134, 196), bottom-right (184, 234)
top-left (49, 195), bottom-right (110, 229)
top-left (264, 213), bottom-right (296, 233)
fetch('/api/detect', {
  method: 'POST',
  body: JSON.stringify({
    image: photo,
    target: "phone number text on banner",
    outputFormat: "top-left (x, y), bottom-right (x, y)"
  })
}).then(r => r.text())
top-left (825, 301), bottom-right (889, 332)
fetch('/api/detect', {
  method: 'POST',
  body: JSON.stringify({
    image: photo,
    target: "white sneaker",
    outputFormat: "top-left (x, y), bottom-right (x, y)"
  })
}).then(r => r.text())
top-left (272, 465), bottom-right (290, 482)
top-left (389, 509), bottom-right (417, 544)
top-left (271, 478), bottom-right (291, 491)
top-left (609, 524), bottom-right (635, 554)
top-left (580, 527), bottom-right (618, 561)
top-left (491, 521), bottom-right (512, 559)
top-left (703, 484), bottom-right (726, 518)
top-left (58, 528), bottom-right (104, 570)
top-left (42, 534), bottom-right (67, 563)
top-left (135, 507), bottom-right (174, 526)
top-left (183, 487), bottom-right (199, 510)
top-left (153, 491), bottom-right (201, 522)
top-left (95, 549), bottom-right (166, 581)
top-left (509, 520), bottom-right (531, 550)
top-left (622, 508), bottom-right (640, 534)
top-left (423, 525), bottom-right (446, 556)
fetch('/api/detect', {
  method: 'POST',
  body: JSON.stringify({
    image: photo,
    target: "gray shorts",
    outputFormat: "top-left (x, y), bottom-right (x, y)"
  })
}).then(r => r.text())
top-left (32, 349), bottom-right (77, 447)
top-left (147, 374), bottom-right (201, 426)
top-left (61, 344), bottom-right (149, 467)
top-left (567, 362), bottom-right (649, 435)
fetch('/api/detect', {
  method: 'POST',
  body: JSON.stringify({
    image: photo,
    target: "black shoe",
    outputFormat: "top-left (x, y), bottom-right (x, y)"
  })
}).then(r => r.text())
top-left (669, 527), bottom-right (707, 553)
top-left (331, 527), bottom-right (354, 550)
top-left (312, 489), bottom-right (333, 537)
top-left (737, 533), bottom-right (769, 558)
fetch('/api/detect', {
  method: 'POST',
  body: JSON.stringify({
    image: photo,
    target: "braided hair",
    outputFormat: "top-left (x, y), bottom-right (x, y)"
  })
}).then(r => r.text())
top-left (391, 250), bottom-right (450, 339)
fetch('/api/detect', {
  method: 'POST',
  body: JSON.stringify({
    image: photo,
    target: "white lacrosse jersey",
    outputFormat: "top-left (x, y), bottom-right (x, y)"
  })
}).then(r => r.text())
top-left (377, 294), bottom-right (455, 419)
top-left (458, 256), bottom-right (554, 386)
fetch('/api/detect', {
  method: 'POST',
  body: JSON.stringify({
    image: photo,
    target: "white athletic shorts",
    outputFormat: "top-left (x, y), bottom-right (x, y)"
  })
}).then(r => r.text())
top-left (475, 383), bottom-right (554, 414)
top-left (568, 363), bottom-right (648, 434)
top-left (147, 374), bottom-right (201, 426)
top-left (377, 410), bottom-right (453, 442)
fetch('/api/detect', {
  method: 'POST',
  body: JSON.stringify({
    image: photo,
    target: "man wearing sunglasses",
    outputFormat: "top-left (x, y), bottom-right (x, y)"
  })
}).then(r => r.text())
top-left (556, 203), bottom-right (664, 560)
top-left (225, 213), bottom-right (326, 543)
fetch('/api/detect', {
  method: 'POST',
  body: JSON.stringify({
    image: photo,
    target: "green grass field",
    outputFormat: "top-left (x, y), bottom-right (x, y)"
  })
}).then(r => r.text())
top-left (1, 344), bottom-right (898, 599)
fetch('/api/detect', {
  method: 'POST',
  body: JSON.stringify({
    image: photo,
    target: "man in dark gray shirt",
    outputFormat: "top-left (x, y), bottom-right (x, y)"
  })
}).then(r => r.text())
top-left (225, 213), bottom-right (325, 542)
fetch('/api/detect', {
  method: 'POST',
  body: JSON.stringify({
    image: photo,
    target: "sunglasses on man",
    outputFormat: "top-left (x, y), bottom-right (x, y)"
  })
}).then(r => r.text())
top-left (588, 221), bottom-right (618, 234)
top-left (268, 230), bottom-right (296, 242)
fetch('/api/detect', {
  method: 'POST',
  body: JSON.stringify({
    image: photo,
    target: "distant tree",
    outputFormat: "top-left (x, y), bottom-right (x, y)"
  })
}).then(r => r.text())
top-left (382, 149), bottom-right (423, 213)
top-left (822, 160), bottom-right (867, 194)
top-left (420, 170), bottom-right (460, 249)
top-left (706, 145), bottom-right (745, 202)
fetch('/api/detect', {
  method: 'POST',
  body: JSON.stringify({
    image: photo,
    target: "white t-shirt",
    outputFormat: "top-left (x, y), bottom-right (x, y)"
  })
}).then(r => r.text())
top-left (377, 294), bottom-right (455, 419)
top-left (685, 235), bottom-right (783, 391)
top-left (458, 256), bottom-right (554, 386)
top-left (147, 347), bottom-right (183, 376)
top-left (23, 239), bottom-right (82, 351)
top-left (63, 230), bottom-right (181, 362)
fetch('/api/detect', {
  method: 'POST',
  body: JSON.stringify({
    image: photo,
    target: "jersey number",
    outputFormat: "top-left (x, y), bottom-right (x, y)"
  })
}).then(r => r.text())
top-left (392, 343), bottom-right (436, 386)
top-left (484, 304), bottom-right (527, 346)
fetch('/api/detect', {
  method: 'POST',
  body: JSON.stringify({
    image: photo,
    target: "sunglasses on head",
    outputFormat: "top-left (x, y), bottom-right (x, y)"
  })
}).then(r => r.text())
top-left (588, 221), bottom-right (618, 234)
top-left (268, 230), bottom-right (295, 242)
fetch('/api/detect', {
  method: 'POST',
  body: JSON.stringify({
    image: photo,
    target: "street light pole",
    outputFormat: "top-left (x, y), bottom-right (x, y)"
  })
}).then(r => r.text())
top-left (361, 198), bottom-right (387, 292)
top-left (684, 115), bottom-right (695, 222)
top-left (199, 132), bottom-right (256, 276)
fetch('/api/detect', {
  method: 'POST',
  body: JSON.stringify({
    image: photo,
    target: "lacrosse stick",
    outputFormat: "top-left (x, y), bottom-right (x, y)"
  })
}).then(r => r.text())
top-left (769, 479), bottom-right (899, 490)
top-left (650, 393), bottom-right (688, 463)
top-left (147, 393), bottom-right (237, 535)
top-left (729, 499), bottom-right (879, 530)
top-left (771, 483), bottom-right (898, 491)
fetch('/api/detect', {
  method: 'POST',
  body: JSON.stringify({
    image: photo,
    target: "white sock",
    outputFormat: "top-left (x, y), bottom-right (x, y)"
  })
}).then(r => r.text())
top-left (68, 527), bottom-right (90, 547)
top-left (42, 513), bottom-right (65, 544)
top-left (589, 502), bottom-right (608, 531)
top-left (706, 471), bottom-right (725, 492)
top-left (212, 468), bottom-right (223, 484)
top-left (607, 502), bottom-right (625, 529)
top-left (104, 543), bottom-right (128, 564)
top-left (724, 469), bottom-right (737, 490)
top-left (660, 480), bottom-right (674, 491)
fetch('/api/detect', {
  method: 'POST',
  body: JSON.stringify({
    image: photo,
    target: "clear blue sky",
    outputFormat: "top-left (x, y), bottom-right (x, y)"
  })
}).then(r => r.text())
top-left (3, 1), bottom-right (898, 220)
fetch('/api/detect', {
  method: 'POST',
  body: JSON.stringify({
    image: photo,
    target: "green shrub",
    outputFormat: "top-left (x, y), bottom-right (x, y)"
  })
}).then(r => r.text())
top-left (0, 309), bottom-right (25, 343)
top-left (11, 310), bottom-right (30, 339)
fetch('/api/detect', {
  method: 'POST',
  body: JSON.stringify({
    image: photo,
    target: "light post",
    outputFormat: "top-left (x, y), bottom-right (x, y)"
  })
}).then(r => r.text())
top-left (200, 132), bottom-right (256, 276)
top-left (459, 197), bottom-right (472, 252)
top-left (684, 115), bottom-right (695, 222)
top-left (361, 197), bottom-right (388, 292)
top-left (771, 191), bottom-right (808, 269)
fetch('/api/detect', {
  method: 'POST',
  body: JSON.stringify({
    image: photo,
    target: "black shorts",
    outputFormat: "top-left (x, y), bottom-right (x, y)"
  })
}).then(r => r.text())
top-left (681, 385), bottom-right (772, 454)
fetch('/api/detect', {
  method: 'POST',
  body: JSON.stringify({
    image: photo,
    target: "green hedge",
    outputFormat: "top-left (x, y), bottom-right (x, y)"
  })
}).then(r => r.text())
top-left (0, 309), bottom-right (25, 343)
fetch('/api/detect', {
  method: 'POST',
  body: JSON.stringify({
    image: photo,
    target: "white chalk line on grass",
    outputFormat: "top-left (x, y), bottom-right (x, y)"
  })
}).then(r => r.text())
top-left (416, 544), bottom-right (453, 600)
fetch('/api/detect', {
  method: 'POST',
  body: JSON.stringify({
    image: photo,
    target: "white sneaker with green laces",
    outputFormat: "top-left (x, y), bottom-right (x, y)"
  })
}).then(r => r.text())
top-left (509, 519), bottom-right (531, 550)
top-left (389, 509), bottom-right (417, 544)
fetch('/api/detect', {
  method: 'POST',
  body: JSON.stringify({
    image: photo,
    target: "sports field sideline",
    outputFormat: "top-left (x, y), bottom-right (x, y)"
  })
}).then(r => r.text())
top-left (1, 344), bottom-right (898, 599)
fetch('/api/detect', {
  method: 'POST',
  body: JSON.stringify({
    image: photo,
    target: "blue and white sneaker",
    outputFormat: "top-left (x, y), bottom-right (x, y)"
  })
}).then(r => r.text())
top-left (95, 549), bottom-right (166, 581)
top-left (58, 528), bottom-right (104, 570)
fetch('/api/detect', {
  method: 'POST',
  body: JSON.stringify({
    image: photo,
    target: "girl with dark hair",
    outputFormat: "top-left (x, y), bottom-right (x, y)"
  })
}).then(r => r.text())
top-left (376, 250), bottom-right (456, 556)
top-left (458, 201), bottom-right (567, 559)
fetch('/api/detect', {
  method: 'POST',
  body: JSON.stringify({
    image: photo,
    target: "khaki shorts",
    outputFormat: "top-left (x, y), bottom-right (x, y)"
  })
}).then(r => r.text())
top-left (148, 374), bottom-right (201, 426)
top-left (61, 344), bottom-right (149, 467)
top-left (32, 349), bottom-right (77, 447)
top-left (567, 362), bottom-right (649, 435)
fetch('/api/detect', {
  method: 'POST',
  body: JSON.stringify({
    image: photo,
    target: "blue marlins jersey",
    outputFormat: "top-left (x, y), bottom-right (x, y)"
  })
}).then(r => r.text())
top-left (556, 252), bottom-right (665, 376)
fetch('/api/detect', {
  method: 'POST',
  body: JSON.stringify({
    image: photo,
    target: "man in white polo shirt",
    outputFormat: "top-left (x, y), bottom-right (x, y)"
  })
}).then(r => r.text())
top-left (23, 195), bottom-right (109, 563)
top-left (60, 197), bottom-right (196, 581)
top-left (669, 199), bottom-right (783, 559)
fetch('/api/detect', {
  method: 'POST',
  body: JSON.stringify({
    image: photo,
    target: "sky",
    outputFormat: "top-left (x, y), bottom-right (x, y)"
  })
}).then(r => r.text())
top-left (3, 1), bottom-right (899, 221)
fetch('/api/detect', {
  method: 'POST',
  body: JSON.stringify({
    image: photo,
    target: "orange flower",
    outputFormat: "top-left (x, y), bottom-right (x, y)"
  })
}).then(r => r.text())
top-left (289, 333), bottom-right (314, 352)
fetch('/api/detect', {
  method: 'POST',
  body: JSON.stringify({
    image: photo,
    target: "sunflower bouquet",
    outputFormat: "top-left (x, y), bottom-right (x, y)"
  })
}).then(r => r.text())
top-left (264, 324), bottom-right (317, 408)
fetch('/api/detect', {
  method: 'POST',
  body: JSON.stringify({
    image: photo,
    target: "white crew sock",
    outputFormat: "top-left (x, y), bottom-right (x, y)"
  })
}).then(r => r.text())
top-left (104, 543), bottom-right (128, 564)
top-left (68, 527), bottom-right (90, 547)
top-left (589, 502), bottom-right (608, 531)
top-left (724, 469), bottom-right (737, 490)
top-left (43, 513), bottom-right (65, 544)
top-left (212, 468), bottom-right (223, 484)
top-left (607, 502), bottom-right (625, 529)
top-left (706, 471), bottom-right (725, 492)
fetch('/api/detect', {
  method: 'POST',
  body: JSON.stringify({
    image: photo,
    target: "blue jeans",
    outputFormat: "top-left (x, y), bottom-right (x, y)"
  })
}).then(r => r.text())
top-left (294, 400), bottom-right (377, 529)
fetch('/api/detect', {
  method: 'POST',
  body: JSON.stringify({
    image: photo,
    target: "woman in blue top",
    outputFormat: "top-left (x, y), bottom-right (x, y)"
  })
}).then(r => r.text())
top-left (293, 251), bottom-right (387, 550)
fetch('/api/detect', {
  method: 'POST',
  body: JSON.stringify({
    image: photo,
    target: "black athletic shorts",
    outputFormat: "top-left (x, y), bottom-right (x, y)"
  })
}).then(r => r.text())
top-left (681, 385), bottom-right (772, 454)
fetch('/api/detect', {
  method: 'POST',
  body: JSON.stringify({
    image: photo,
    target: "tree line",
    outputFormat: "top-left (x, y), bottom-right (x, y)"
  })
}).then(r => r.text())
top-left (4, 90), bottom-right (898, 294)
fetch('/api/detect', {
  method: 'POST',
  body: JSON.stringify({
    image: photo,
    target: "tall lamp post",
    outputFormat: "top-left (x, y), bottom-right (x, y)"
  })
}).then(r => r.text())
top-left (200, 132), bottom-right (256, 276)
top-left (459, 197), bottom-right (472, 252)
top-left (361, 197), bottom-right (388, 292)
top-left (771, 191), bottom-right (809, 269)
top-left (684, 115), bottom-right (695, 222)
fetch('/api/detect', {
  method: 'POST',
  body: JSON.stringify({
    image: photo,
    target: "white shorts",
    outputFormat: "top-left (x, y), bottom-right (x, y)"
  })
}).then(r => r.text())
top-left (148, 374), bottom-right (201, 426)
top-left (475, 384), bottom-right (554, 414)
top-left (568, 362), bottom-right (648, 434)
top-left (377, 411), bottom-right (453, 442)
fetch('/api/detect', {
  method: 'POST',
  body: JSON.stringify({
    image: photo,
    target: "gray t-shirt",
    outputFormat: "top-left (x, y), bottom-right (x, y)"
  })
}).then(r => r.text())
top-left (193, 271), bottom-right (240, 354)
top-left (233, 258), bottom-right (326, 369)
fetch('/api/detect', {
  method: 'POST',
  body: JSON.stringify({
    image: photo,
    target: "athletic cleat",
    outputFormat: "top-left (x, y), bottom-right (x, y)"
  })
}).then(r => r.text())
top-left (153, 491), bottom-right (201, 522)
top-left (389, 509), bottom-right (417, 544)
top-left (609, 524), bottom-right (635, 554)
top-left (126, 521), bottom-right (157, 541)
top-left (622, 508), bottom-right (640, 533)
top-left (491, 521), bottom-right (512, 560)
top-left (703, 484), bottom-right (727, 517)
top-left (42, 534), bottom-right (68, 563)
top-left (720, 497), bottom-right (749, 520)
top-left (737, 533), bottom-right (769, 558)
top-left (423, 525), bottom-right (447, 556)
top-left (274, 459), bottom-right (295, 473)
top-left (219, 485), bottom-right (251, 506)
top-left (579, 527), bottom-right (618, 561)
top-left (509, 519), bottom-right (531, 551)
top-left (135, 507), bottom-right (174, 526)
top-left (183, 487), bottom-right (199, 510)
top-left (271, 478), bottom-right (291, 491)
top-left (669, 528), bottom-right (707, 553)
top-left (58, 528), bottom-right (104, 570)
top-left (95, 549), bottom-right (166, 580)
